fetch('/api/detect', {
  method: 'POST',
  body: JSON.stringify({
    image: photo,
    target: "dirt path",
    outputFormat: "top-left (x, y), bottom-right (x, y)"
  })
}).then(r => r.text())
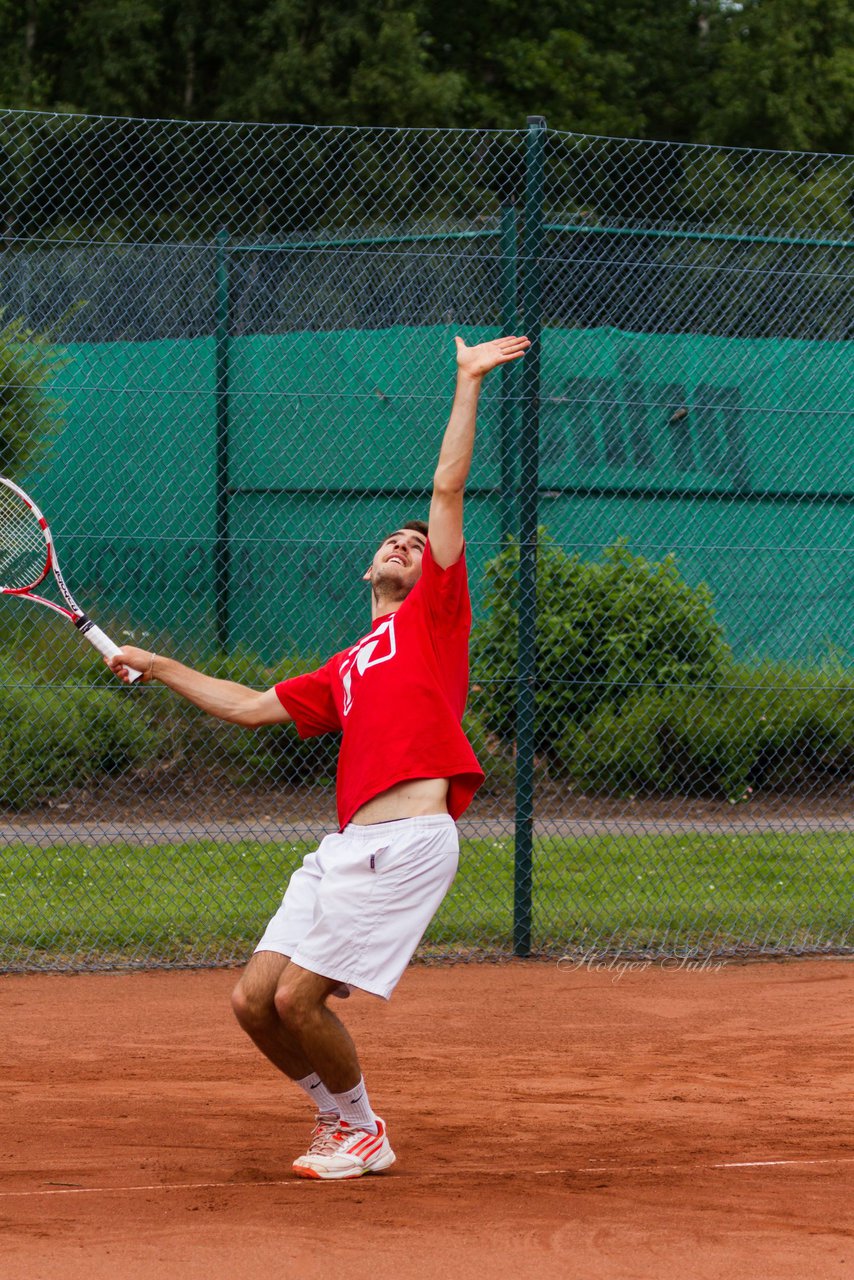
top-left (2, 814), bottom-right (851, 847)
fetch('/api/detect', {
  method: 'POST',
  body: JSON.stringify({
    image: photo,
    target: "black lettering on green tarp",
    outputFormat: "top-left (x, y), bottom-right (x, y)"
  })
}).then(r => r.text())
top-left (541, 398), bottom-right (569, 470)
top-left (594, 376), bottom-right (627, 467)
top-left (719, 385), bottom-right (751, 490)
top-left (661, 383), bottom-right (693, 472)
top-left (558, 363), bottom-right (750, 487)
top-left (695, 382), bottom-right (729, 477)
top-left (618, 349), bottom-right (655, 470)
top-left (694, 383), bottom-right (751, 485)
top-left (564, 377), bottom-right (601, 469)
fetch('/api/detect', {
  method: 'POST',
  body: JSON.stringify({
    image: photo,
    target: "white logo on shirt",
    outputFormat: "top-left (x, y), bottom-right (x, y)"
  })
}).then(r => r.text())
top-left (339, 616), bottom-right (397, 716)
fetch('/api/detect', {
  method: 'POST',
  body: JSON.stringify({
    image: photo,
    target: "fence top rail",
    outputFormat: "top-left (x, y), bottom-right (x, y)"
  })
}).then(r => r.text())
top-left (227, 229), bottom-right (505, 252)
top-left (3, 110), bottom-right (851, 251)
top-left (3, 225), bottom-right (850, 254)
top-left (544, 221), bottom-right (854, 252)
top-left (2, 107), bottom-right (853, 161)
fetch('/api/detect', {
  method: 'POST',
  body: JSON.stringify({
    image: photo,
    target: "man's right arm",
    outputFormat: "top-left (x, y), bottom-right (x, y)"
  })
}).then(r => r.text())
top-left (108, 648), bottom-right (292, 728)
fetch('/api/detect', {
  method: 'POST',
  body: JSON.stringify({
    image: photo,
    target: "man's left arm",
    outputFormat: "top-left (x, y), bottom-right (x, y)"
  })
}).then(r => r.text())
top-left (428, 334), bottom-right (530, 569)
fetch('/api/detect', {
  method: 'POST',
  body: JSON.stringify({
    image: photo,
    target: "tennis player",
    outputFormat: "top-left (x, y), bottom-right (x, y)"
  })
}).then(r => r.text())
top-left (110, 332), bottom-right (529, 1179)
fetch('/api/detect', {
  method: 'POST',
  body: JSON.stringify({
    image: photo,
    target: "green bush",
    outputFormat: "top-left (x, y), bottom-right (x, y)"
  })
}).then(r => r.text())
top-left (0, 645), bottom-right (341, 809)
top-left (0, 683), bottom-right (159, 809)
top-left (0, 314), bottom-right (67, 473)
top-left (0, 617), bottom-right (127, 686)
top-left (155, 649), bottom-right (339, 788)
top-left (732, 659), bottom-right (854, 793)
top-left (463, 697), bottom-right (517, 795)
top-left (1, 603), bottom-right (849, 810)
top-left (557, 695), bottom-right (666, 795)
top-left (554, 661), bottom-right (854, 801)
top-left (471, 532), bottom-right (731, 753)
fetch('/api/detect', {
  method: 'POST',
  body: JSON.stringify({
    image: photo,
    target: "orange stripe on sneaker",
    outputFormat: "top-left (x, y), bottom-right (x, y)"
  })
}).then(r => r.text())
top-left (351, 1134), bottom-right (382, 1159)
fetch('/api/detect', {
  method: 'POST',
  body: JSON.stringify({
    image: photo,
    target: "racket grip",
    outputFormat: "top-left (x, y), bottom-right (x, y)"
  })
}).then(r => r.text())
top-left (77, 618), bottom-right (144, 683)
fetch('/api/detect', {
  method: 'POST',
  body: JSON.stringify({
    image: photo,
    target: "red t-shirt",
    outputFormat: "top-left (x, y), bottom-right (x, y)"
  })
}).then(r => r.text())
top-left (275, 540), bottom-right (484, 829)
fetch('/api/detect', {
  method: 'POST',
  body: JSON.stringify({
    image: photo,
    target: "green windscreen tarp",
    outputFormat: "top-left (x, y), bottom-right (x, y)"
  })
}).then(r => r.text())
top-left (30, 324), bottom-right (852, 666)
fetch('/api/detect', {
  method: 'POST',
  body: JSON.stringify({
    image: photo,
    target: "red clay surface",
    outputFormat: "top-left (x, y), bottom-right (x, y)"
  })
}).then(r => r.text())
top-left (2, 958), bottom-right (853, 1280)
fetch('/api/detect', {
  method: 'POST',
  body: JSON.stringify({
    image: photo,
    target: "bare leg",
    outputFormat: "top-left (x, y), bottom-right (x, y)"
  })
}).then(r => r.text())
top-left (231, 950), bottom-right (314, 1080)
top-left (274, 963), bottom-right (363, 1094)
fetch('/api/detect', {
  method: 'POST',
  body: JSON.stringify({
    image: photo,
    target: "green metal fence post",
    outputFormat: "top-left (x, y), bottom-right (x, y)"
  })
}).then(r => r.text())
top-left (499, 200), bottom-right (519, 544)
top-left (513, 116), bottom-right (546, 957)
top-left (214, 227), bottom-right (232, 652)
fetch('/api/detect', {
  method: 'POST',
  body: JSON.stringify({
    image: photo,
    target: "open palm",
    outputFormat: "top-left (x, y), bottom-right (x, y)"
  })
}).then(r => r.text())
top-left (454, 334), bottom-right (530, 378)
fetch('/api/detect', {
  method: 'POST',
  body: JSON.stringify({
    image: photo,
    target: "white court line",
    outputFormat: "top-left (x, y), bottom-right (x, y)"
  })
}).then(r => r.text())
top-left (579, 1157), bottom-right (854, 1174)
top-left (714, 1158), bottom-right (852, 1169)
top-left (2, 1155), bottom-right (854, 1199)
top-left (0, 1180), bottom-right (295, 1199)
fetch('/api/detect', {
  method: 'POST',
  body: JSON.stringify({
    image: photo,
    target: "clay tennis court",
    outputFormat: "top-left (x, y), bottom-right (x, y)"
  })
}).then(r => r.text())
top-left (4, 957), bottom-right (853, 1279)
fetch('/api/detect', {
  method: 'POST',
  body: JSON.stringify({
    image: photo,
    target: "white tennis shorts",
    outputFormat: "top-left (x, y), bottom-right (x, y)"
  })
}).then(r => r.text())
top-left (254, 814), bottom-right (459, 1000)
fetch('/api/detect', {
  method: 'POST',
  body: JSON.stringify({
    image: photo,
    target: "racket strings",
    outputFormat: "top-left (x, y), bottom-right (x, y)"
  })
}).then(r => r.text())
top-left (0, 486), bottom-right (49, 590)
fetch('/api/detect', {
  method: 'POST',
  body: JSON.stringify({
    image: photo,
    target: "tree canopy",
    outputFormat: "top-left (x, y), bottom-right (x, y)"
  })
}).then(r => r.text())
top-left (0, 0), bottom-right (850, 151)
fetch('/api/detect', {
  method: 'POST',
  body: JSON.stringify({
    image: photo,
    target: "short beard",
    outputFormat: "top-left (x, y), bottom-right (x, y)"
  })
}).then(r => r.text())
top-left (370, 566), bottom-right (412, 608)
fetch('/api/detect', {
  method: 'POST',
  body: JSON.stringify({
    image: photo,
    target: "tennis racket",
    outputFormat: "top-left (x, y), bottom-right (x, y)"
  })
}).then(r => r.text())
top-left (0, 476), bottom-right (143, 682)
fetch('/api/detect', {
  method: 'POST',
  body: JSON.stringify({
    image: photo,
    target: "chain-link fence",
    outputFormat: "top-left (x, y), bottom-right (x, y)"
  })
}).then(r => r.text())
top-left (0, 111), bottom-right (851, 971)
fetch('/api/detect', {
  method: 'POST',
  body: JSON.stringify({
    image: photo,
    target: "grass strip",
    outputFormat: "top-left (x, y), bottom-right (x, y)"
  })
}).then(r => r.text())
top-left (1, 831), bottom-right (851, 968)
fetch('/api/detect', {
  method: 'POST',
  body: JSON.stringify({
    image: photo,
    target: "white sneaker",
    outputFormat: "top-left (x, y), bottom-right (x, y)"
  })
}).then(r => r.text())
top-left (293, 1117), bottom-right (396, 1180)
top-left (302, 1111), bottom-right (340, 1157)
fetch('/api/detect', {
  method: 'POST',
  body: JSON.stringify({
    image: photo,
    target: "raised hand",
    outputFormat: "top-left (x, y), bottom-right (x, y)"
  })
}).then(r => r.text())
top-left (454, 334), bottom-right (530, 380)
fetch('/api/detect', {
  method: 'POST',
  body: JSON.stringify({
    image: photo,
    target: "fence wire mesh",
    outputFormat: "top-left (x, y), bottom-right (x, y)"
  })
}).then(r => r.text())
top-left (0, 111), bottom-right (851, 971)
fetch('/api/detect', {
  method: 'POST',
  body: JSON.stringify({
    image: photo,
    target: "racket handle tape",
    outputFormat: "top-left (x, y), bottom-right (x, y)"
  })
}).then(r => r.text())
top-left (75, 616), bottom-right (144, 683)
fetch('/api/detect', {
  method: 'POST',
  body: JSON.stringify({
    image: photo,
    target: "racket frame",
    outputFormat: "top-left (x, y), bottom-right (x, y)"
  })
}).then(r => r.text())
top-left (0, 476), bottom-right (143, 681)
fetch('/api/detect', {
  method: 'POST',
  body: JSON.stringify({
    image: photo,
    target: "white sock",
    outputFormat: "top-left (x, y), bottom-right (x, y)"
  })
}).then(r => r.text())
top-left (294, 1072), bottom-right (338, 1115)
top-left (332, 1076), bottom-right (378, 1133)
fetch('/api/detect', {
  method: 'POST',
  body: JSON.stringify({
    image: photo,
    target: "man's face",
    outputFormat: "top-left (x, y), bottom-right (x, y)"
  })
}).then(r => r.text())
top-left (366, 528), bottom-right (427, 598)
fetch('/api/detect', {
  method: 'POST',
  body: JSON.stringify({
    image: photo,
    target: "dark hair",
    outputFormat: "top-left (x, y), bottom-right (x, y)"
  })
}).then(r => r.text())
top-left (381, 519), bottom-right (428, 543)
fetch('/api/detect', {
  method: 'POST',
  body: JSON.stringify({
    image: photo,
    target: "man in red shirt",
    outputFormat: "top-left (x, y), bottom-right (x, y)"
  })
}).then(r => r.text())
top-left (110, 332), bottom-right (529, 1179)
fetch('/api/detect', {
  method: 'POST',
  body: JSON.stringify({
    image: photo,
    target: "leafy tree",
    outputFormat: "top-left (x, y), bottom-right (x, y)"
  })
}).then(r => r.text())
top-left (0, 0), bottom-right (68, 108)
top-left (231, 0), bottom-right (465, 126)
top-left (0, 0), bottom-right (850, 154)
top-left (63, 0), bottom-right (162, 116)
top-left (701, 0), bottom-right (854, 151)
top-left (162, 0), bottom-right (269, 119)
top-left (423, 0), bottom-right (643, 134)
top-left (601, 0), bottom-right (714, 141)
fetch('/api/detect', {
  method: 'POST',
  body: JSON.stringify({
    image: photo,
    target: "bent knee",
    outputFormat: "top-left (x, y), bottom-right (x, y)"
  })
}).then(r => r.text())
top-left (273, 982), bottom-right (318, 1030)
top-left (231, 979), bottom-right (277, 1031)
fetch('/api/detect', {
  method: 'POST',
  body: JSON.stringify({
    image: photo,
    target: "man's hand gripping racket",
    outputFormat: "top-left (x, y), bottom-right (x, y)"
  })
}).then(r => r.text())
top-left (0, 476), bottom-right (143, 682)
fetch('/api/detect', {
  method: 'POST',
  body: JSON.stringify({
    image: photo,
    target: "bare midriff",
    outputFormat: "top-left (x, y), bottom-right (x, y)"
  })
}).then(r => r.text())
top-left (350, 777), bottom-right (450, 825)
